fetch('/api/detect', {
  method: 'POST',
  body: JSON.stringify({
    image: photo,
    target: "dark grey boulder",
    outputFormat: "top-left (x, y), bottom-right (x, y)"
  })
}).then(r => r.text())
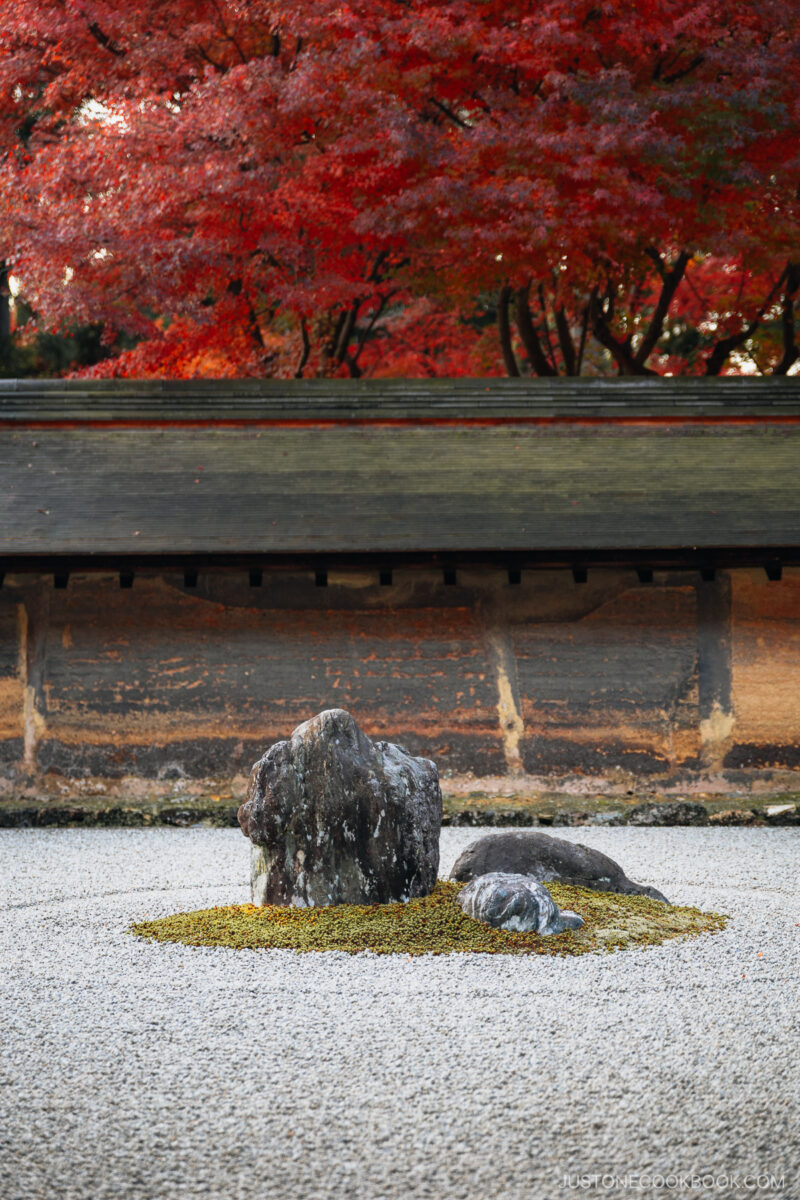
top-left (238, 709), bottom-right (441, 907)
top-left (457, 873), bottom-right (583, 935)
top-left (450, 830), bottom-right (669, 903)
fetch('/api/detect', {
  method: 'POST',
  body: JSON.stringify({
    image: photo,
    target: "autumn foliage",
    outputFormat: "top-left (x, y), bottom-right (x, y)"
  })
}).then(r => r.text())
top-left (1, 1), bottom-right (798, 377)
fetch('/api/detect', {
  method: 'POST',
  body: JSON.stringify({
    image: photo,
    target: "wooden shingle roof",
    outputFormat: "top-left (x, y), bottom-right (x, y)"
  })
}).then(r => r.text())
top-left (1, 377), bottom-right (799, 563)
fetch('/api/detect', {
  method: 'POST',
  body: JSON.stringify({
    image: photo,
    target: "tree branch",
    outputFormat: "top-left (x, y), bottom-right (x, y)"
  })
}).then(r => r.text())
top-left (208, 0), bottom-right (248, 65)
top-left (575, 302), bottom-right (590, 375)
top-left (591, 321), bottom-right (646, 374)
top-left (589, 290), bottom-right (653, 375)
top-left (323, 310), bottom-right (348, 368)
top-left (773, 264), bottom-right (800, 376)
top-left (644, 245), bottom-right (667, 281)
top-left (705, 265), bottom-right (790, 375)
top-left (428, 98), bottom-right (471, 129)
top-left (294, 316), bottom-right (310, 378)
top-left (634, 248), bottom-right (690, 366)
top-left (366, 250), bottom-right (389, 284)
top-left (662, 55), bottom-right (705, 84)
top-left (498, 285), bottom-right (520, 376)
top-left (589, 252), bottom-right (689, 374)
top-left (514, 283), bottom-right (556, 376)
top-left (537, 285), bottom-right (560, 371)
top-left (334, 300), bottom-right (360, 364)
top-left (246, 304), bottom-right (265, 349)
top-left (347, 291), bottom-right (399, 374)
top-left (87, 22), bottom-right (124, 57)
top-left (0, 263), bottom-right (11, 344)
top-left (554, 306), bottom-right (577, 375)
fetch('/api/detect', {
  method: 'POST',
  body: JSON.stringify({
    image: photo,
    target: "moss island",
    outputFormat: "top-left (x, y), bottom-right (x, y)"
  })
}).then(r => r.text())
top-left (130, 880), bottom-right (727, 956)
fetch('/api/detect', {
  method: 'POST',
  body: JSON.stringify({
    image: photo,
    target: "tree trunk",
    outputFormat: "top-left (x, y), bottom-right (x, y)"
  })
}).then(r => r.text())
top-left (515, 283), bottom-right (556, 376)
top-left (497, 285), bottom-right (520, 376)
top-left (0, 263), bottom-right (11, 344)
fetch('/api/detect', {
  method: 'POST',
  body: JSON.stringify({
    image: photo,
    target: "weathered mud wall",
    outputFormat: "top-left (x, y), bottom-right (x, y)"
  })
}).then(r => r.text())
top-left (0, 566), bottom-right (797, 798)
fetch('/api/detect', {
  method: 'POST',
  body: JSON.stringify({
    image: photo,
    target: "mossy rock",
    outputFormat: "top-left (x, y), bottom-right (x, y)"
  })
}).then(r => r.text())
top-left (129, 881), bottom-right (727, 956)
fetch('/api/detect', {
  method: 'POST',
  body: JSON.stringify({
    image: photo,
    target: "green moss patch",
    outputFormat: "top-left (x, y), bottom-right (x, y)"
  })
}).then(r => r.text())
top-left (129, 881), bottom-right (727, 956)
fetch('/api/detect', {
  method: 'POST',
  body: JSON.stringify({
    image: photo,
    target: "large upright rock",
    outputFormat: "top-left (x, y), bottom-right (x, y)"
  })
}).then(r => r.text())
top-left (238, 709), bottom-right (442, 907)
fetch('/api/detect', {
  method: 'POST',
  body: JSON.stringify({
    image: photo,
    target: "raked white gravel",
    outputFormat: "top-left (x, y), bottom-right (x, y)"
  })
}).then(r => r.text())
top-left (1, 826), bottom-right (798, 1200)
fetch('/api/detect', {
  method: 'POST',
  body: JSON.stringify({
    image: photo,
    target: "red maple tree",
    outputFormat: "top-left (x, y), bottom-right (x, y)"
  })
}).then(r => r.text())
top-left (1, 1), bottom-right (798, 377)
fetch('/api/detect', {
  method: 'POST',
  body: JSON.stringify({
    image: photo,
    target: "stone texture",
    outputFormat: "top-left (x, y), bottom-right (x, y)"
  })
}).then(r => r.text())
top-left (626, 801), bottom-right (707, 826)
top-left (450, 830), bottom-right (669, 903)
top-left (457, 872), bottom-right (583, 935)
top-left (760, 802), bottom-right (800, 825)
top-left (238, 709), bottom-right (441, 906)
top-left (707, 808), bottom-right (762, 826)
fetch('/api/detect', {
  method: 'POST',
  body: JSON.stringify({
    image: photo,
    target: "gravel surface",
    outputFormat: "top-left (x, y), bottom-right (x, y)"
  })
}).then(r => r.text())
top-left (1, 826), bottom-right (797, 1200)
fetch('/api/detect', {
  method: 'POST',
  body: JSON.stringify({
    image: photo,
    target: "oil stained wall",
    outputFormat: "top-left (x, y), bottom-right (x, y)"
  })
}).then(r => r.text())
top-left (0, 566), bottom-right (798, 794)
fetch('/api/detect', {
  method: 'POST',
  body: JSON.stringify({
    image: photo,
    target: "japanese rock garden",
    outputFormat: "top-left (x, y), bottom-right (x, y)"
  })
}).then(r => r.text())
top-left (132, 711), bottom-right (725, 956)
top-left (3, 0), bottom-right (799, 1192)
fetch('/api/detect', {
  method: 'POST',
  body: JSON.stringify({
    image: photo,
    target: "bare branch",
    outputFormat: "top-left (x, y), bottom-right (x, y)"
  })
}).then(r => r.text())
top-left (575, 302), bottom-right (591, 375)
top-left (514, 283), bottom-right (556, 376)
top-left (294, 316), bottom-right (310, 378)
top-left (645, 245), bottom-right (667, 281)
top-left (208, 0), bottom-right (248, 65)
top-left (87, 22), bottom-right (124, 56)
top-left (366, 250), bottom-right (389, 284)
top-left (537, 284), bottom-right (559, 371)
top-left (634, 249), bottom-right (690, 366)
top-left (324, 309), bottom-right (348, 366)
top-left (428, 98), bottom-right (471, 129)
top-left (498, 285), bottom-right (520, 376)
top-left (554, 307), bottom-right (577, 375)
top-left (662, 54), bottom-right (705, 83)
top-left (350, 290), bottom-right (399, 370)
top-left (705, 265), bottom-right (790, 375)
top-left (589, 291), bottom-right (654, 375)
top-left (334, 300), bottom-right (360, 364)
top-left (773, 264), bottom-right (800, 376)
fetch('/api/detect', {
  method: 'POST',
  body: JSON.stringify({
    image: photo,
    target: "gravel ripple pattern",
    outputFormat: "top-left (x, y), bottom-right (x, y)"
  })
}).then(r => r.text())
top-left (1, 827), bottom-right (798, 1200)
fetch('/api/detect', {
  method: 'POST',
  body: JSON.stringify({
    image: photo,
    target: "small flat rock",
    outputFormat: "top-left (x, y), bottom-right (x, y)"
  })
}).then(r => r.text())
top-left (238, 709), bottom-right (441, 907)
top-left (708, 808), bottom-right (761, 826)
top-left (764, 806), bottom-right (800, 826)
top-left (457, 872), bottom-right (583, 935)
top-left (450, 830), bottom-right (669, 903)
